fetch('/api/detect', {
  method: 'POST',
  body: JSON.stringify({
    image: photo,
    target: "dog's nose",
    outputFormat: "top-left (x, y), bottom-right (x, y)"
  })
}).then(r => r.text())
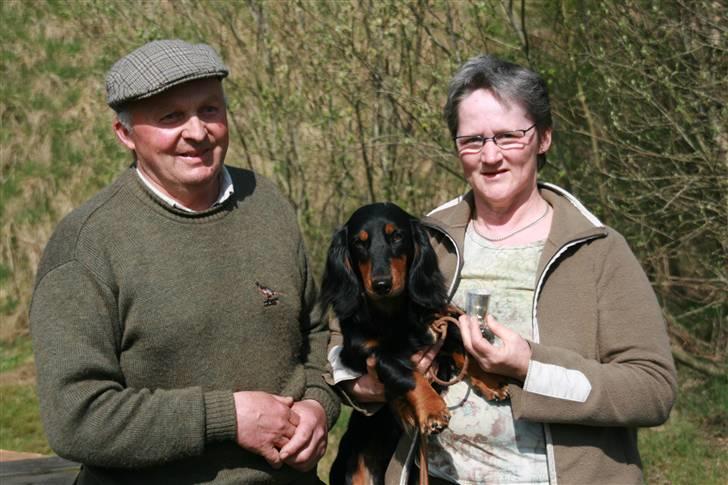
top-left (372, 277), bottom-right (392, 295)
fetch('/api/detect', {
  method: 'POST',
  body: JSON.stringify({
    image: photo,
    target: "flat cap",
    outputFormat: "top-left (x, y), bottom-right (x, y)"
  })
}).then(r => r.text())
top-left (106, 39), bottom-right (229, 109)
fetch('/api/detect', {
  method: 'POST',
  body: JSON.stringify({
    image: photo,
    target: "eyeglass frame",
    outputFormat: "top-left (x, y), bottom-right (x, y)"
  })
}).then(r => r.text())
top-left (454, 123), bottom-right (538, 153)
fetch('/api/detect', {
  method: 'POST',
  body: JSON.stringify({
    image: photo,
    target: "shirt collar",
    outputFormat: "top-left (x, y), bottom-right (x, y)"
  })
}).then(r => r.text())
top-left (135, 166), bottom-right (234, 213)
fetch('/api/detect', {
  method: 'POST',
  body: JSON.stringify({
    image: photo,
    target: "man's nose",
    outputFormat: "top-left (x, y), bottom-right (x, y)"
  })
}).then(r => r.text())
top-left (182, 116), bottom-right (207, 141)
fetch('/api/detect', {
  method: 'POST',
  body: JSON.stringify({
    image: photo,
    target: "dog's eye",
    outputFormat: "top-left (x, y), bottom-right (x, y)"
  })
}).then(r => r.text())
top-left (391, 232), bottom-right (403, 243)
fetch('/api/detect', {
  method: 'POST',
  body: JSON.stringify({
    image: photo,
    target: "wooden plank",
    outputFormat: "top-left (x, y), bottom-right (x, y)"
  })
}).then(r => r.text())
top-left (0, 456), bottom-right (79, 484)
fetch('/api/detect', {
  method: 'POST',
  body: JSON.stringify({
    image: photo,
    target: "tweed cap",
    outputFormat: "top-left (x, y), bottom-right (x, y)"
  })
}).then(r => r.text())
top-left (106, 39), bottom-right (229, 110)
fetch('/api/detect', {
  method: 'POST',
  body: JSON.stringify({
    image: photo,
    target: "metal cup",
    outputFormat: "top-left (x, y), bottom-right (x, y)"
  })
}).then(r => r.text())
top-left (465, 289), bottom-right (496, 343)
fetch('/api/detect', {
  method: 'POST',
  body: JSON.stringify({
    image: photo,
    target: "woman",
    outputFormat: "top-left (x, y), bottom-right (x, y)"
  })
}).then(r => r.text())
top-left (329, 55), bottom-right (677, 484)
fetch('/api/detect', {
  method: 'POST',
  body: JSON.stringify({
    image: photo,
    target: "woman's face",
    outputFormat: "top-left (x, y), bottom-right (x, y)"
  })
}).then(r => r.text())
top-left (456, 88), bottom-right (551, 212)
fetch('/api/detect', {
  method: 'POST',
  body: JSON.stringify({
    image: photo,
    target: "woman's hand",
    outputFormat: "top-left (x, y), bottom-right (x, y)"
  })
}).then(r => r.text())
top-left (342, 333), bottom-right (446, 403)
top-left (341, 356), bottom-right (386, 403)
top-left (457, 314), bottom-right (532, 382)
top-left (411, 331), bottom-right (446, 381)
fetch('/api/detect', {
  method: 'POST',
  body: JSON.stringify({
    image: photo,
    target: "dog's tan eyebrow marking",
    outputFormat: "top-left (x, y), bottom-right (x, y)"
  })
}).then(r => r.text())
top-left (358, 230), bottom-right (369, 242)
top-left (384, 223), bottom-right (396, 235)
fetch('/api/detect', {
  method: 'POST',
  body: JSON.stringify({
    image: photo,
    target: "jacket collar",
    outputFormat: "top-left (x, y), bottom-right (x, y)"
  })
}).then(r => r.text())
top-left (422, 182), bottom-right (608, 289)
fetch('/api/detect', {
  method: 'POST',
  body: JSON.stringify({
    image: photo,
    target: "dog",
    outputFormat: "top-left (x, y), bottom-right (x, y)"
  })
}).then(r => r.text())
top-left (321, 202), bottom-right (509, 485)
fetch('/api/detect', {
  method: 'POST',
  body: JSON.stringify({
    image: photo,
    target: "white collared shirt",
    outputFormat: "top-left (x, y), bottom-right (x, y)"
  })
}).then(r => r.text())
top-left (135, 166), bottom-right (234, 212)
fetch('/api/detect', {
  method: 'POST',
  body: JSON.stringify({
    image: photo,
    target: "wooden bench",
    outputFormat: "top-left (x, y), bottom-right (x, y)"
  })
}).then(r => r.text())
top-left (0, 453), bottom-right (79, 485)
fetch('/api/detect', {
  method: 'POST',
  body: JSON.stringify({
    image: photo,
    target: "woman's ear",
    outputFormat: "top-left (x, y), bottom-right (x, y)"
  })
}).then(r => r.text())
top-left (538, 127), bottom-right (552, 154)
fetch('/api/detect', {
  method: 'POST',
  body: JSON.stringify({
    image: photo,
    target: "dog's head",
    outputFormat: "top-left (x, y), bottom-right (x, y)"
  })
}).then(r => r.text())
top-left (321, 203), bottom-right (447, 318)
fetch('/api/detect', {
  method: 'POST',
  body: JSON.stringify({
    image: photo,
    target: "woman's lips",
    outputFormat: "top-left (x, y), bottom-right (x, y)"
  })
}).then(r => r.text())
top-left (480, 168), bottom-right (508, 178)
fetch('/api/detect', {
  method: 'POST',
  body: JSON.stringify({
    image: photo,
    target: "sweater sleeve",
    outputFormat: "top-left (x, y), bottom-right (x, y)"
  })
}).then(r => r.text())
top-left (29, 260), bottom-right (232, 467)
top-left (298, 241), bottom-right (341, 428)
top-left (510, 232), bottom-right (678, 427)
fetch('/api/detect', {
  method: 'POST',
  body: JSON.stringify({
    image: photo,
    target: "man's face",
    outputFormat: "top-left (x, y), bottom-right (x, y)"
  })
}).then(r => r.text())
top-left (114, 78), bottom-right (229, 205)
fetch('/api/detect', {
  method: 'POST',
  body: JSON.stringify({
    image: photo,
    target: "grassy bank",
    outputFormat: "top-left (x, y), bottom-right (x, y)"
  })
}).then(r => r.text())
top-left (1, 1), bottom-right (725, 483)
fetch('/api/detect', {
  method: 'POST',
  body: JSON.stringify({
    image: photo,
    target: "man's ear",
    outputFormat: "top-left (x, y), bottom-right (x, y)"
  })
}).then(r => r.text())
top-left (113, 119), bottom-right (136, 151)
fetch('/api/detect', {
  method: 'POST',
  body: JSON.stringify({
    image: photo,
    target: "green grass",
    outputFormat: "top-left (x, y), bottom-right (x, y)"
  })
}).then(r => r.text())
top-left (0, 384), bottom-right (51, 454)
top-left (640, 415), bottom-right (725, 484)
top-left (0, 336), bottom-right (34, 373)
top-left (318, 406), bottom-right (351, 481)
top-left (640, 369), bottom-right (727, 484)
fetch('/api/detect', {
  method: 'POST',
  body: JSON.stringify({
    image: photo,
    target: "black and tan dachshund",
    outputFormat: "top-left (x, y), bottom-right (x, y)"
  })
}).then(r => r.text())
top-left (321, 202), bottom-right (508, 485)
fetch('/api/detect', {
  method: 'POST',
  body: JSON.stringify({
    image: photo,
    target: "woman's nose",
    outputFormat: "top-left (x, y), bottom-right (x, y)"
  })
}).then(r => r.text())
top-left (479, 139), bottom-right (503, 164)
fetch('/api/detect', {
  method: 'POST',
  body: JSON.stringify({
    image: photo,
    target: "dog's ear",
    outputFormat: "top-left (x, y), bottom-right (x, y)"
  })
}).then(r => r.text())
top-left (320, 225), bottom-right (361, 317)
top-left (408, 220), bottom-right (448, 309)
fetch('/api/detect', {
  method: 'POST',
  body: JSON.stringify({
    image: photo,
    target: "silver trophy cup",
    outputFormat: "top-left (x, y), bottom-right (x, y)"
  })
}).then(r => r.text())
top-left (465, 289), bottom-right (496, 343)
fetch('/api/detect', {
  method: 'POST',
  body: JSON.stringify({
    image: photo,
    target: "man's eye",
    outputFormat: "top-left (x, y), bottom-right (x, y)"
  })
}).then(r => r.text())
top-left (160, 112), bottom-right (182, 123)
top-left (201, 106), bottom-right (220, 116)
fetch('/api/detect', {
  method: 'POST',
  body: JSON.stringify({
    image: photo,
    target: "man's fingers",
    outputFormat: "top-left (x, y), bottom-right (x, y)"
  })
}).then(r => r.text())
top-left (282, 421), bottom-right (297, 439)
top-left (279, 429), bottom-right (310, 460)
top-left (288, 409), bottom-right (301, 427)
top-left (262, 447), bottom-right (283, 469)
top-left (272, 395), bottom-right (294, 406)
top-left (274, 435), bottom-right (290, 448)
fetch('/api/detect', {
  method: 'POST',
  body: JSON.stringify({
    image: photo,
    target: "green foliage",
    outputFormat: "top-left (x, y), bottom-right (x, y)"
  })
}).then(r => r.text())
top-left (0, 384), bottom-right (51, 454)
top-left (640, 368), bottom-right (728, 484)
top-left (1, 0), bottom-right (725, 477)
top-left (0, 336), bottom-right (33, 373)
top-left (318, 407), bottom-right (352, 482)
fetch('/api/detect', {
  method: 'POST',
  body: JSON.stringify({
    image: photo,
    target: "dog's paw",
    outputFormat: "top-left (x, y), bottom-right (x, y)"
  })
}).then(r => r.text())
top-left (485, 384), bottom-right (511, 401)
top-left (421, 407), bottom-right (451, 435)
top-left (490, 383), bottom-right (510, 401)
top-left (472, 379), bottom-right (510, 402)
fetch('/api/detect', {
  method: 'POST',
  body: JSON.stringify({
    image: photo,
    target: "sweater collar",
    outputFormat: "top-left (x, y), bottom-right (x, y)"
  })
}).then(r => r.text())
top-left (135, 165), bottom-right (234, 213)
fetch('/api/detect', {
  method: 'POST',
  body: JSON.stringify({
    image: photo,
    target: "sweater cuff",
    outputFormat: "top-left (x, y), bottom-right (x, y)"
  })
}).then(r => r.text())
top-left (203, 390), bottom-right (237, 443)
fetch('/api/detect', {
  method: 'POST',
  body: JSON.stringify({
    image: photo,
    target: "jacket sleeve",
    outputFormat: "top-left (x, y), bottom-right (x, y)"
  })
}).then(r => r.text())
top-left (30, 260), bottom-right (236, 467)
top-left (324, 317), bottom-right (384, 416)
top-left (298, 240), bottom-right (341, 428)
top-left (510, 232), bottom-right (677, 427)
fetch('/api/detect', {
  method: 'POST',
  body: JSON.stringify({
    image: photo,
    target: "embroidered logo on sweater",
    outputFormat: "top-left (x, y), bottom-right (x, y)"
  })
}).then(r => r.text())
top-left (256, 281), bottom-right (282, 307)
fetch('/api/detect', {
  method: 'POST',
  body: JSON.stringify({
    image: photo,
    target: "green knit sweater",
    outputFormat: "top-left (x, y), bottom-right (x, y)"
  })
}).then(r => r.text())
top-left (30, 167), bottom-right (339, 484)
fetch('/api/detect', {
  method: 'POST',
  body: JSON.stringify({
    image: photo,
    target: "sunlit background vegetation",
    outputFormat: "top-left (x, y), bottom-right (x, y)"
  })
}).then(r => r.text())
top-left (1, 1), bottom-right (725, 483)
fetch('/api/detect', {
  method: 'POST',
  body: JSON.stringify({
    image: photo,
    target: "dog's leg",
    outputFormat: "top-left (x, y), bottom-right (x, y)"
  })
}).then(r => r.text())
top-left (452, 351), bottom-right (510, 401)
top-left (395, 371), bottom-right (450, 435)
top-left (351, 456), bottom-right (373, 485)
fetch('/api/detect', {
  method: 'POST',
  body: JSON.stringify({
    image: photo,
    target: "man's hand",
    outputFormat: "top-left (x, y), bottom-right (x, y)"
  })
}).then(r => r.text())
top-left (457, 314), bottom-right (532, 381)
top-left (233, 391), bottom-right (300, 469)
top-left (278, 399), bottom-right (328, 472)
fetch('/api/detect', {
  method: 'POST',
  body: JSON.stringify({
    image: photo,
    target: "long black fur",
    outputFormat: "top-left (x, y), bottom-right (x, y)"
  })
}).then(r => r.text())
top-left (321, 203), bottom-right (450, 485)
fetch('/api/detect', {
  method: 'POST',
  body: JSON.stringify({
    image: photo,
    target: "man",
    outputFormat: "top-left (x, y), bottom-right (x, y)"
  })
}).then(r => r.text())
top-left (29, 39), bottom-right (339, 484)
